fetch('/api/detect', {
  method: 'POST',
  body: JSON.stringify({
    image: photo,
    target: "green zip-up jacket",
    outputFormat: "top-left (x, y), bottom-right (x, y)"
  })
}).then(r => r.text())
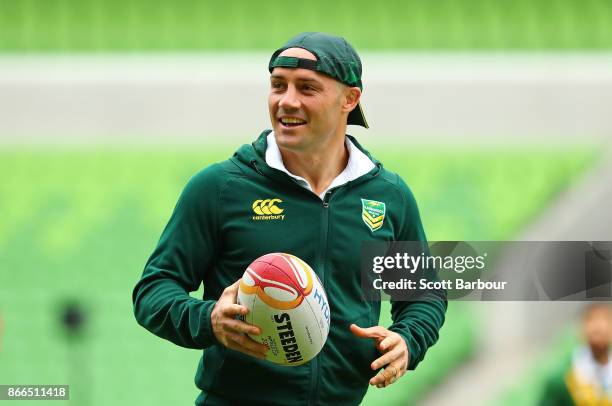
top-left (133, 131), bottom-right (447, 406)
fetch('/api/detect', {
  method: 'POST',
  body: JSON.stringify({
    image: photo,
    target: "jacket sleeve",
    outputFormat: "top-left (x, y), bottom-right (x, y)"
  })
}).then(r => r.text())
top-left (132, 165), bottom-right (223, 349)
top-left (388, 177), bottom-right (448, 370)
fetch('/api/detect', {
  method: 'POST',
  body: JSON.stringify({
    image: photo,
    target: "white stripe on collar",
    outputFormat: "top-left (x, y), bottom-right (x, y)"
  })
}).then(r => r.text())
top-left (265, 131), bottom-right (375, 200)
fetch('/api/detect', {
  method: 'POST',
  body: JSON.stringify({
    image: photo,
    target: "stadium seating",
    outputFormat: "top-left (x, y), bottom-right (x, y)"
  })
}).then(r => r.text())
top-left (0, 0), bottom-right (611, 51)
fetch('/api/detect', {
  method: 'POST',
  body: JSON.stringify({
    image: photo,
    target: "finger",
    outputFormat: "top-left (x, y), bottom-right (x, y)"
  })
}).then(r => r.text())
top-left (386, 363), bottom-right (403, 386)
top-left (221, 304), bottom-right (249, 317)
top-left (349, 324), bottom-right (388, 340)
top-left (385, 364), bottom-right (399, 386)
top-left (399, 363), bottom-right (407, 377)
top-left (397, 354), bottom-right (408, 375)
top-left (223, 280), bottom-right (241, 297)
top-left (371, 374), bottom-right (384, 386)
top-left (226, 331), bottom-right (269, 355)
top-left (371, 347), bottom-right (402, 370)
top-left (370, 364), bottom-right (397, 387)
top-left (370, 369), bottom-right (391, 387)
top-left (370, 372), bottom-right (381, 386)
top-left (226, 338), bottom-right (267, 360)
top-left (378, 334), bottom-right (400, 352)
top-left (224, 318), bottom-right (261, 335)
top-left (370, 367), bottom-right (391, 386)
top-left (386, 361), bottom-right (405, 386)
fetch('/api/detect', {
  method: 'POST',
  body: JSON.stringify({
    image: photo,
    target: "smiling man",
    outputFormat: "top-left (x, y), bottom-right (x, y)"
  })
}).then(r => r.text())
top-left (268, 46), bottom-right (362, 195)
top-left (133, 32), bottom-right (446, 405)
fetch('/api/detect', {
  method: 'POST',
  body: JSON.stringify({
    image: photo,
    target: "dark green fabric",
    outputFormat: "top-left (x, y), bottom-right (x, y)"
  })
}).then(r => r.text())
top-left (268, 32), bottom-right (368, 128)
top-left (132, 130), bottom-right (447, 405)
top-left (269, 32), bottom-right (363, 89)
top-left (539, 357), bottom-right (574, 406)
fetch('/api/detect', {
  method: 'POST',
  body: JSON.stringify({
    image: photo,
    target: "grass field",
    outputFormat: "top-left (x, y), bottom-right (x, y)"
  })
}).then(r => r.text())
top-left (1, 0), bottom-right (612, 51)
top-left (0, 144), bottom-right (597, 405)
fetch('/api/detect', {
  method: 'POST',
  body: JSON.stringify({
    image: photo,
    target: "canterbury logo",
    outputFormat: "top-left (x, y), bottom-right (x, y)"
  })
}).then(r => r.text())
top-left (252, 198), bottom-right (285, 220)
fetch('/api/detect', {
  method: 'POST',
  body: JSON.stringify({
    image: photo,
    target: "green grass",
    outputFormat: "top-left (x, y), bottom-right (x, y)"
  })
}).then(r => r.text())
top-left (1, 0), bottom-right (612, 52)
top-left (0, 145), bottom-right (597, 405)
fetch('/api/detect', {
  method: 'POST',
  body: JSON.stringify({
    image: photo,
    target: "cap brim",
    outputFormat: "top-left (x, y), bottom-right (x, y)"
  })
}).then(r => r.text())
top-left (347, 102), bottom-right (369, 128)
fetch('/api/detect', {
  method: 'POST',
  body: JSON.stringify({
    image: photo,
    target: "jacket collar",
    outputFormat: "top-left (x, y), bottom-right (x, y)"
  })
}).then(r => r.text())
top-left (235, 129), bottom-right (382, 191)
top-left (264, 132), bottom-right (376, 199)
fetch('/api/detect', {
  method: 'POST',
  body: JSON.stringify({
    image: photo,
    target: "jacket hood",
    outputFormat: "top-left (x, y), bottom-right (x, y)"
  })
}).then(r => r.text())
top-left (232, 129), bottom-right (382, 184)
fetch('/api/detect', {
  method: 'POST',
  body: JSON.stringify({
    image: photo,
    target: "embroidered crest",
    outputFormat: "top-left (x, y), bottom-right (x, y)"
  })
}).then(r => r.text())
top-left (361, 199), bottom-right (386, 232)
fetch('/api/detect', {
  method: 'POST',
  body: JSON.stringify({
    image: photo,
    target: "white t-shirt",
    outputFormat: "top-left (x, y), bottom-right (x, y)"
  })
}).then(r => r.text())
top-left (265, 132), bottom-right (375, 200)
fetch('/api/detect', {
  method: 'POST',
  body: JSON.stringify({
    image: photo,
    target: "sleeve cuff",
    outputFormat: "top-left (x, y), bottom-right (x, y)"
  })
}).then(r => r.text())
top-left (201, 299), bottom-right (220, 347)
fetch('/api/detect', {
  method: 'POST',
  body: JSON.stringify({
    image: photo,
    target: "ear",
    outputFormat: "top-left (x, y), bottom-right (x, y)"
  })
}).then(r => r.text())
top-left (341, 87), bottom-right (361, 114)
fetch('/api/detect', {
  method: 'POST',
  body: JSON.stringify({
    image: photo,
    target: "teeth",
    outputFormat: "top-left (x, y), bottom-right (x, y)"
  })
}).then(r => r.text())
top-left (281, 117), bottom-right (306, 125)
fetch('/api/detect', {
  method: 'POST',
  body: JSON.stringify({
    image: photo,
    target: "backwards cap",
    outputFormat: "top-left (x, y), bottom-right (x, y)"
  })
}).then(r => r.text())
top-left (268, 32), bottom-right (368, 128)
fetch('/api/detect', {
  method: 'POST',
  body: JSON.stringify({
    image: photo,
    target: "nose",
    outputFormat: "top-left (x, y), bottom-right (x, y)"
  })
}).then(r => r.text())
top-left (278, 84), bottom-right (300, 111)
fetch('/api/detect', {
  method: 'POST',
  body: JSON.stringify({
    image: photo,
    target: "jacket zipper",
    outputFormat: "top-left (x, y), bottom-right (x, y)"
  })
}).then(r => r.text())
top-left (318, 190), bottom-right (332, 286)
top-left (309, 189), bottom-right (333, 406)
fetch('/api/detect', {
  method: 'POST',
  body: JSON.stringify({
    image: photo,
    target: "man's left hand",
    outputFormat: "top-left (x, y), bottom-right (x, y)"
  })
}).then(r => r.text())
top-left (350, 324), bottom-right (409, 388)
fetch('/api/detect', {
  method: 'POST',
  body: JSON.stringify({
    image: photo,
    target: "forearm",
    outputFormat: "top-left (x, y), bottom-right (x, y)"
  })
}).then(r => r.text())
top-left (389, 294), bottom-right (447, 370)
top-left (133, 275), bottom-right (218, 349)
top-left (132, 167), bottom-right (224, 349)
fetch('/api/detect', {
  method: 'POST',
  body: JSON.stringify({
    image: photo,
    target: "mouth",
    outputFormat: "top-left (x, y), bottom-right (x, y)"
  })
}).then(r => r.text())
top-left (278, 116), bottom-right (307, 128)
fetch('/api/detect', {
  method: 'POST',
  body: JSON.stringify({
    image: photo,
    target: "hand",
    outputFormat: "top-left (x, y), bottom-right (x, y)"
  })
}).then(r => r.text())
top-left (350, 324), bottom-right (409, 388)
top-left (211, 280), bottom-right (268, 359)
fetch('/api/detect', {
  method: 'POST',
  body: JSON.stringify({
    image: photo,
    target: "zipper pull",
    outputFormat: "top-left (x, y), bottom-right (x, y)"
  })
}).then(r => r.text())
top-left (322, 191), bottom-right (332, 208)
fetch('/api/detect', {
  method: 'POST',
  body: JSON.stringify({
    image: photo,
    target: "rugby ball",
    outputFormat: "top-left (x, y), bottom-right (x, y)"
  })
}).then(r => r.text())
top-left (237, 253), bottom-right (330, 366)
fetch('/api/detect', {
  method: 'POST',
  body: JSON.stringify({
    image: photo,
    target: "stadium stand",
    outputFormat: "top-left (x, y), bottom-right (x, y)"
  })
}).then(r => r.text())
top-left (0, 0), bottom-right (611, 51)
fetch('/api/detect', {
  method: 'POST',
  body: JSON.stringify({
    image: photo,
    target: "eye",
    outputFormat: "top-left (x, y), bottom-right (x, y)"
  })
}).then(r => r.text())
top-left (271, 82), bottom-right (285, 90)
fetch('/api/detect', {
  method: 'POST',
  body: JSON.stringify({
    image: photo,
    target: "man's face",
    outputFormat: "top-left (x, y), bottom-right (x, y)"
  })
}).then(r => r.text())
top-left (268, 48), bottom-right (352, 153)
top-left (583, 306), bottom-right (612, 352)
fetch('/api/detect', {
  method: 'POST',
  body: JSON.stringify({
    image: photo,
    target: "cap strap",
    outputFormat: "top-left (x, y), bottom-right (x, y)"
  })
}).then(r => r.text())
top-left (270, 56), bottom-right (319, 71)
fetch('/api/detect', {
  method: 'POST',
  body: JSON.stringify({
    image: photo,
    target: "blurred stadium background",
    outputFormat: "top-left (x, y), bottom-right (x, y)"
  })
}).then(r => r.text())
top-left (1, 1), bottom-right (611, 405)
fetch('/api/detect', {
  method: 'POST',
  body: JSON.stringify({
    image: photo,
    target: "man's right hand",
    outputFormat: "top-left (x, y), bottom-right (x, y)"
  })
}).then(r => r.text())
top-left (211, 280), bottom-right (269, 359)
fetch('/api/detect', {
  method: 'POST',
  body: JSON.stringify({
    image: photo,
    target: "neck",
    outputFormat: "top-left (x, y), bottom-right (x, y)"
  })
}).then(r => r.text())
top-left (591, 346), bottom-right (609, 365)
top-left (280, 134), bottom-right (349, 196)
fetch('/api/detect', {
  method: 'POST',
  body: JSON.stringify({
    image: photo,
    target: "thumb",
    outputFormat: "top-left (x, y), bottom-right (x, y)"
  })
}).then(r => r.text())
top-left (350, 324), bottom-right (386, 339)
top-left (225, 279), bottom-right (241, 297)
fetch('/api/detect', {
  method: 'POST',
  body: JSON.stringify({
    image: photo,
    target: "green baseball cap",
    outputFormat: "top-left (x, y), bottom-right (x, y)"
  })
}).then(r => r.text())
top-left (268, 32), bottom-right (369, 128)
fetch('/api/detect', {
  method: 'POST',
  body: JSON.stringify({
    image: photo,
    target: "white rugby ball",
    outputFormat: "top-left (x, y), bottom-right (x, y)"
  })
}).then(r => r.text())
top-left (237, 253), bottom-right (330, 366)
